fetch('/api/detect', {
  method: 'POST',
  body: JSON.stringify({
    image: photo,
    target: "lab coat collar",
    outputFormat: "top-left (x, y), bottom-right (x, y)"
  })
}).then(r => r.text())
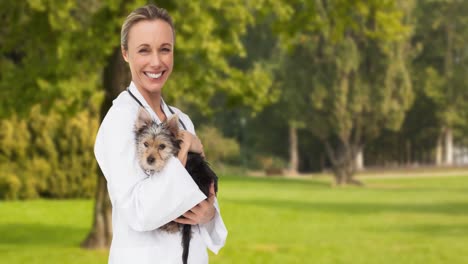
top-left (128, 82), bottom-right (173, 124)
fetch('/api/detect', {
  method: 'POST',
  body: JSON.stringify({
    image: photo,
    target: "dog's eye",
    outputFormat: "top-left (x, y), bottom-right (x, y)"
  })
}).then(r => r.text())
top-left (144, 142), bottom-right (149, 148)
top-left (158, 144), bottom-right (166, 150)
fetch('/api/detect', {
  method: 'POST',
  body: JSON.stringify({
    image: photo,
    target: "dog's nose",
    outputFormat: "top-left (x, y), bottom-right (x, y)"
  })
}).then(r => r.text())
top-left (147, 156), bottom-right (155, 164)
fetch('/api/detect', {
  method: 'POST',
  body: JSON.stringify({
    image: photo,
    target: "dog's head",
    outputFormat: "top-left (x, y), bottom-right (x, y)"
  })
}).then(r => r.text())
top-left (134, 108), bottom-right (181, 175)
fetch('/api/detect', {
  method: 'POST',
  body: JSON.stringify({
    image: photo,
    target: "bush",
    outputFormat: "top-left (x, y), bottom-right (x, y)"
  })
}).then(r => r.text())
top-left (0, 105), bottom-right (98, 200)
top-left (197, 126), bottom-right (240, 164)
top-left (0, 172), bottom-right (21, 200)
top-left (256, 155), bottom-right (287, 175)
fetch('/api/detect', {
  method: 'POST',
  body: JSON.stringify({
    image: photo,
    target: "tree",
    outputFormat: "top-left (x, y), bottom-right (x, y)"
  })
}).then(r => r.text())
top-left (2, 0), bottom-right (281, 248)
top-left (274, 0), bottom-right (416, 185)
top-left (0, 0), bottom-right (110, 118)
top-left (413, 0), bottom-right (468, 165)
top-left (364, 91), bottom-right (440, 167)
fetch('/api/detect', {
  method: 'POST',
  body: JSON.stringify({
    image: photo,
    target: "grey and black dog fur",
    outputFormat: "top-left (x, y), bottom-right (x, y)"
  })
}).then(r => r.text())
top-left (134, 108), bottom-right (218, 264)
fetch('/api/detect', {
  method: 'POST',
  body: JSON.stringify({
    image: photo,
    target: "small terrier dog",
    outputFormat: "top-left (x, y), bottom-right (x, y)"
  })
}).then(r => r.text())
top-left (134, 108), bottom-right (218, 264)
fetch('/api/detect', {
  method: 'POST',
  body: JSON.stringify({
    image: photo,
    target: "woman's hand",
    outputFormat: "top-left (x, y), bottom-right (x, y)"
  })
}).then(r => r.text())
top-left (178, 131), bottom-right (204, 155)
top-left (174, 183), bottom-right (216, 225)
top-left (177, 131), bottom-right (205, 165)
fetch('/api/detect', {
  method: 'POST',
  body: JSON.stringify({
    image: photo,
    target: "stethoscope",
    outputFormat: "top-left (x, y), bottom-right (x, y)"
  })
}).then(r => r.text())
top-left (126, 87), bottom-right (187, 130)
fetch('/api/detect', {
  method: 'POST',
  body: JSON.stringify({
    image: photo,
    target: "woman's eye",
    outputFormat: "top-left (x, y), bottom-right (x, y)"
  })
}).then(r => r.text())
top-left (139, 49), bottom-right (149, 53)
top-left (161, 48), bottom-right (171, 52)
top-left (144, 142), bottom-right (149, 147)
top-left (158, 144), bottom-right (166, 150)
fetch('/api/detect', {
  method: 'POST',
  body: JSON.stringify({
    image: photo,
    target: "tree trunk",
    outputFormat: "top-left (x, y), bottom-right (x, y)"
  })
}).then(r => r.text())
top-left (436, 132), bottom-right (443, 166)
top-left (288, 124), bottom-right (299, 175)
top-left (324, 140), bottom-right (363, 186)
top-left (444, 127), bottom-right (453, 166)
top-left (355, 146), bottom-right (364, 171)
top-left (81, 171), bottom-right (112, 248)
top-left (405, 140), bottom-right (411, 166)
top-left (81, 46), bottom-right (130, 249)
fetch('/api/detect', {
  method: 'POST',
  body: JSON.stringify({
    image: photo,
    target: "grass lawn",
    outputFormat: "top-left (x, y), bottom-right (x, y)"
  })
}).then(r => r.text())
top-left (1, 173), bottom-right (468, 264)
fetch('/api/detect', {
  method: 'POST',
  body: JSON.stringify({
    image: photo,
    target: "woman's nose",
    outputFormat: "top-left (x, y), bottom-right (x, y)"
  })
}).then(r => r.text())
top-left (150, 52), bottom-right (161, 67)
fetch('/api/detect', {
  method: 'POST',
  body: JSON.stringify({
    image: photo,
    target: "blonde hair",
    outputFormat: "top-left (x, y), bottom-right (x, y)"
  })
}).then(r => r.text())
top-left (121, 4), bottom-right (174, 50)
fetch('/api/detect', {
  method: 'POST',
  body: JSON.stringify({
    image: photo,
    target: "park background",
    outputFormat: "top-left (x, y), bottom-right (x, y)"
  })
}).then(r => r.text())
top-left (1, 0), bottom-right (468, 263)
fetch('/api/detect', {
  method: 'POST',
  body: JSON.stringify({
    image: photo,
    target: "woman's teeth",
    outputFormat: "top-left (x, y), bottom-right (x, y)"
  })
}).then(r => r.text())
top-left (146, 72), bottom-right (162, 79)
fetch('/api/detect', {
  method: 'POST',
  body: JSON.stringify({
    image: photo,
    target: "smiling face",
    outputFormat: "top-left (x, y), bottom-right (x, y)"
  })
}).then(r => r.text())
top-left (122, 19), bottom-right (174, 96)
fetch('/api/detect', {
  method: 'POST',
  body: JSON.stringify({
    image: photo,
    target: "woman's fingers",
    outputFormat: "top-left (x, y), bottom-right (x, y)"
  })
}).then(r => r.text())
top-left (174, 216), bottom-right (196, 225)
top-left (173, 196), bottom-right (216, 225)
top-left (208, 182), bottom-right (216, 200)
top-left (178, 131), bottom-right (204, 154)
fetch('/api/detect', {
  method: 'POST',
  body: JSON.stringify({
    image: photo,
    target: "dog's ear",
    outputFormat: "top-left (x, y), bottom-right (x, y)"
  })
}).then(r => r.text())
top-left (135, 107), bottom-right (153, 132)
top-left (165, 114), bottom-right (180, 136)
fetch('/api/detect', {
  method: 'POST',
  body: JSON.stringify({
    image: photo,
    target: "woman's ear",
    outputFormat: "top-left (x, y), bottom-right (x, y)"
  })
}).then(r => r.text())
top-left (121, 46), bottom-right (129, 62)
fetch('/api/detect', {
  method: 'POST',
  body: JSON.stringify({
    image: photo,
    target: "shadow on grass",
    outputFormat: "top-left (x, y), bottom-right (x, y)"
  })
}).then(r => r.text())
top-left (374, 223), bottom-right (468, 237)
top-left (0, 223), bottom-right (87, 246)
top-left (221, 175), bottom-right (468, 192)
top-left (362, 185), bottom-right (468, 193)
top-left (220, 175), bottom-right (330, 188)
top-left (227, 199), bottom-right (468, 216)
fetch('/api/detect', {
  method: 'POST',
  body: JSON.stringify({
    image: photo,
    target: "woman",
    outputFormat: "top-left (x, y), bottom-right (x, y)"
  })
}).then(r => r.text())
top-left (94, 4), bottom-right (227, 264)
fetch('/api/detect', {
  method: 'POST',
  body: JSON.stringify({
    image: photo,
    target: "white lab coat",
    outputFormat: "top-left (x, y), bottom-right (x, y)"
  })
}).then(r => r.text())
top-left (94, 82), bottom-right (228, 264)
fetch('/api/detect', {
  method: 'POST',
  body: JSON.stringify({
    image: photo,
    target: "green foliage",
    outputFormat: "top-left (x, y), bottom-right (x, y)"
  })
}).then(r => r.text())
top-left (0, 105), bottom-right (98, 200)
top-left (2, 0), bottom-right (468, 190)
top-left (366, 90), bottom-right (441, 166)
top-left (1, 0), bottom-right (285, 199)
top-left (161, 0), bottom-right (278, 114)
top-left (197, 126), bottom-right (240, 164)
top-left (1, 0), bottom-right (278, 118)
top-left (413, 0), bottom-right (468, 130)
top-left (261, 0), bottom-right (418, 181)
top-left (362, 0), bottom-right (468, 166)
top-left (281, 0), bottom-right (415, 140)
top-left (0, 173), bottom-right (21, 200)
top-left (0, 1), bottom-right (109, 117)
top-left (255, 154), bottom-right (287, 174)
top-left (0, 115), bottom-right (30, 163)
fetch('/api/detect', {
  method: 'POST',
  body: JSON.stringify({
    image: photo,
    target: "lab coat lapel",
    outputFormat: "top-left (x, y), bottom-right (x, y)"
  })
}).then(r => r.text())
top-left (128, 82), bottom-right (170, 124)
